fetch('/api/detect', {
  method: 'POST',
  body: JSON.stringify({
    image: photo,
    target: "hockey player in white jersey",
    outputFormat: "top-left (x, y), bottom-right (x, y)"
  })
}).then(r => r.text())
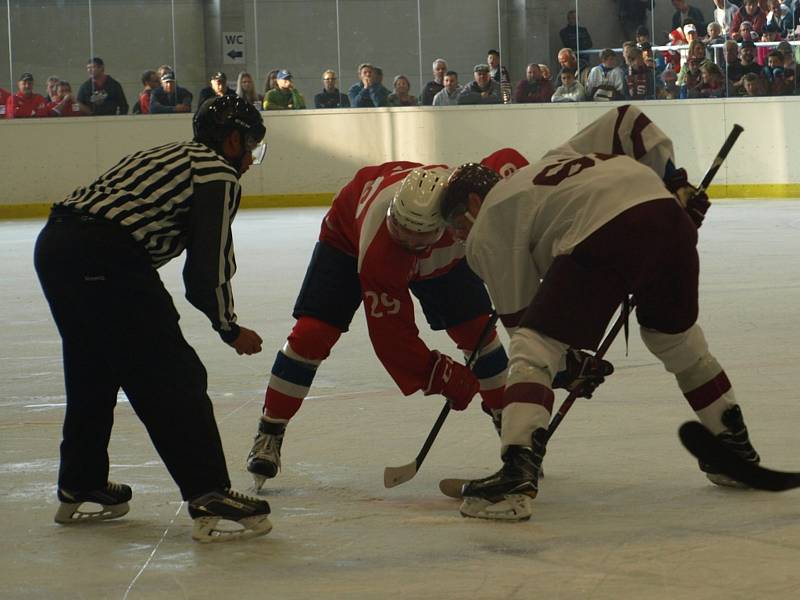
top-left (440, 105), bottom-right (760, 521)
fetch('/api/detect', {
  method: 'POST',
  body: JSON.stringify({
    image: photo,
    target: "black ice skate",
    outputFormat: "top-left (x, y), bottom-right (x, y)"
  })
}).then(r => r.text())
top-left (188, 488), bottom-right (272, 543)
top-left (54, 481), bottom-right (132, 524)
top-left (459, 428), bottom-right (548, 521)
top-left (246, 417), bottom-right (285, 491)
top-left (699, 405), bottom-right (761, 488)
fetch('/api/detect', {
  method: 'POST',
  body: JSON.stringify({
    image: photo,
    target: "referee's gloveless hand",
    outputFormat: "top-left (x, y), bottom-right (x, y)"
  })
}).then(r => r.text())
top-left (229, 326), bottom-right (263, 355)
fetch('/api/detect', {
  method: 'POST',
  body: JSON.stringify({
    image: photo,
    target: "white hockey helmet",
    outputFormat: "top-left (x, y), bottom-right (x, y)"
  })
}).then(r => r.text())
top-left (386, 167), bottom-right (450, 251)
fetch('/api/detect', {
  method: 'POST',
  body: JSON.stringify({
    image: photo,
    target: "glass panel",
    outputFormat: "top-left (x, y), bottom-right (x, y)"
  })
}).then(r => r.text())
top-left (253, 0), bottom-right (340, 109)
top-left (7, 0), bottom-right (91, 115)
top-left (86, 0), bottom-right (176, 115)
top-left (1, 1), bottom-right (10, 93)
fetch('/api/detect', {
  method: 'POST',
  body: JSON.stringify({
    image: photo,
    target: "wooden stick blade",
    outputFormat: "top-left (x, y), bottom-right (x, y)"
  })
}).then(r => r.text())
top-left (383, 462), bottom-right (418, 488)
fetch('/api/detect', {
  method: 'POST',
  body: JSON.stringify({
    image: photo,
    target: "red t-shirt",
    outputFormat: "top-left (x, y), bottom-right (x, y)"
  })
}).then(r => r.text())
top-left (0, 88), bottom-right (10, 117)
top-left (139, 90), bottom-right (151, 114)
top-left (47, 98), bottom-right (84, 117)
top-left (6, 92), bottom-right (48, 118)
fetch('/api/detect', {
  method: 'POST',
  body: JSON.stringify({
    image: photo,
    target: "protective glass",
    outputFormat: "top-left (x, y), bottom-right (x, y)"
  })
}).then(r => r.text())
top-left (250, 142), bottom-right (267, 165)
top-left (385, 213), bottom-right (444, 252)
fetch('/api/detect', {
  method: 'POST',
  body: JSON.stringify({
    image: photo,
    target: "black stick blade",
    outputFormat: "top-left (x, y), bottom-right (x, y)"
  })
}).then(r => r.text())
top-left (678, 421), bottom-right (800, 492)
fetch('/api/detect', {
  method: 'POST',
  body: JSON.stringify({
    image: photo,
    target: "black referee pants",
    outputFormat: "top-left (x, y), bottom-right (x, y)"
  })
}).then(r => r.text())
top-left (34, 211), bottom-right (231, 500)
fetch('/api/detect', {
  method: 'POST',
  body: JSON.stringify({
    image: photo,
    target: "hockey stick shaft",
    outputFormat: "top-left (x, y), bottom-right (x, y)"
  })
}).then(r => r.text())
top-left (383, 310), bottom-right (500, 488)
top-left (546, 298), bottom-right (636, 440)
top-left (696, 124), bottom-right (744, 195)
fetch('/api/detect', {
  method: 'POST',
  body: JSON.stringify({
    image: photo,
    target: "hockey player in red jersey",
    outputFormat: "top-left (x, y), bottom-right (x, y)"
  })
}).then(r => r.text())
top-left (441, 104), bottom-right (760, 521)
top-left (246, 149), bottom-right (530, 489)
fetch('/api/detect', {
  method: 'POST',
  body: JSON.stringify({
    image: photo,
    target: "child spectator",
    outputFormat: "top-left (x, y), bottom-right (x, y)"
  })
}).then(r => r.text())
top-left (387, 75), bottom-right (417, 106)
top-left (47, 81), bottom-right (85, 117)
top-left (766, 0), bottom-right (793, 35)
top-left (5, 72), bottom-right (48, 118)
top-left (698, 62), bottom-right (727, 97)
top-left (741, 71), bottom-right (765, 95)
top-left (659, 62), bottom-right (680, 98)
top-left (758, 22), bottom-right (783, 65)
top-left (551, 68), bottom-right (585, 102)
top-left (732, 0), bottom-right (768, 38)
top-left (44, 76), bottom-right (60, 102)
top-left (314, 70), bottom-right (350, 108)
top-left (586, 48), bottom-right (625, 101)
top-left (762, 49), bottom-right (792, 93)
top-left (678, 40), bottom-right (708, 98)
top-left (626, 46), bottom-right (656, 100)
top-left (263, 70), bottom-right (306, 110)
top-left (432, 71), bottom-right (461, 106)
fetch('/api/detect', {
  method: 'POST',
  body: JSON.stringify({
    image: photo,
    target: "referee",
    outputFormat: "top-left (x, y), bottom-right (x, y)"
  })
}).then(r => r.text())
top-left (34, 96), bottom-right (273, 543)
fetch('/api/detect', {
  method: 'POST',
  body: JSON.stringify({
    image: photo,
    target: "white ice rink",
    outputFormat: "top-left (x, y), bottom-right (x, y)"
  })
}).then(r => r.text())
top-left (2, 202), bottom-right (800, 599)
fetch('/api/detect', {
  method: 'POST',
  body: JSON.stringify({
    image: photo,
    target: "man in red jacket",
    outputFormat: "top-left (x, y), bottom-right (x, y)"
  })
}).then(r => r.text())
top-left (5, 72), bottom-right (48, 119)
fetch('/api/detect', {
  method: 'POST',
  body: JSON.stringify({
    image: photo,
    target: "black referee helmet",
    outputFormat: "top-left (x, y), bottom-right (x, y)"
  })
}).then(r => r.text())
top-left (193, 95), bottom-right (266, 152)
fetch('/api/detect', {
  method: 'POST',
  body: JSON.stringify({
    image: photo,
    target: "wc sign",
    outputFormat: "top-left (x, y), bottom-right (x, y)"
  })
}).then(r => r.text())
top-left (223, 32), bottom-right (245, 64)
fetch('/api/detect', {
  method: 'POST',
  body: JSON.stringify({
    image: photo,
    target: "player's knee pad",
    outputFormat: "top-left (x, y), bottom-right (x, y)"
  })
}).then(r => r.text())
top-left (287, 316), bottom-right (342, 362)
top-left (506, 328), bottom-right (569, 389)
top-left (640, 324), bottom-right (709, 375)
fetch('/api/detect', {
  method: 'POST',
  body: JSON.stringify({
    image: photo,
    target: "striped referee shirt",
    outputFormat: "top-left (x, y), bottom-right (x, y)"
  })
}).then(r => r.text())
top-left (58, 141), bottom-right (243, 342)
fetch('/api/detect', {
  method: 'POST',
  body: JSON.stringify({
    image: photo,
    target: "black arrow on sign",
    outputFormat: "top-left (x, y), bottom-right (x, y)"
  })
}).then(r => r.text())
top-left (227, 50), bottom-right (243, 60)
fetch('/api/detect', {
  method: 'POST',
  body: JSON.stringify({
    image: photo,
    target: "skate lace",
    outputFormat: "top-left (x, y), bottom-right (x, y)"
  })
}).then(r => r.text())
top-left (106, 481), bottom-right (126, 493)
top-left (225, 488), bottom-right (261, 504)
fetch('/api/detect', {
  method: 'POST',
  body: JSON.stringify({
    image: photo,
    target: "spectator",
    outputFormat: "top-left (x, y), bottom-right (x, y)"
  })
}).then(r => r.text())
top-left (420, 58), bottom-right (448, 105)
top-left (432, 70), bottom-right (461, 106)
top-left (766, 0), bottom-right (793, 34)
top-left (0, 86), bottom-right (10, 117)
top-left (551, 68), bottom-right (586, 102)
top-left (198, 72), bottom-right (235, 107)
top-left (777, 40), bottom-right (797, 92)
top-left (698, 61), bottom-right (727, 96)
top-left (236, 72), bottom-right (261, 107)
top-left (731, 39), bottom-right (763, 93)
top-left (635, 25), bottom-right (651, 46)
top-left (559, 9), bottom-right (593, 58)
top-left (314, 69), bottom-right (350, 108)
top-left (134, 70), bottom-right (160, 115)
top-left (487, 49), bottom-right (503, 82)
top-left (264, 69), bottom-right (280, 97)
top-left (741, 71), bottom-right (765, 94)
top-left (671, 0), bottom-right (707, 29)
top-left (514, 63), bottom-right (555, 103)
top-left (373, 67), bottom-right (393, 100)
top-left (626, 46), bottom-right (656, 99)
top-left (387, 74), bottom-right (417, 106)
top-left (704, 22), bottom-right (727, 65)
top-left (77, 57), bottom-right (128, 116)
top-left (348, 63), bottom-right (389, 107)
top-left (731, 0), bottom-right (768, 36)
top-left (47, 81), bottom-right (85, 117)
top-left (758, 22), bottom-right (783, 64)
top-left (586, 48), bottom-right (626, 101)
top-left (45, 76), bottom-right (60, 102)
top-left (157, 65), bottom-right (173, 79)
top-left (538, 64), bottom-right (553, 82)
top-left (458, 63), bottom-right (502, 104)
top-left (713, 0), bottom-right (740, 35)
top-left (150, 71), bottom-right (193, 113)
top-left (557, 48), bottom-right (590, 87)
top-left (678, 40), bottom-right (708, 97)
top-left (5, 72), bottom-right (48, 119)
top-left (263, 69), bottom-right (306, 110)
top-left (659, 62), bottom-right (681, 98)
top-left (734, 19), bottom-right (759, 41)
top-left (762, 48), bottom-right (793, 93)
top-left (487, 49), bottom-right (512, 103)
top-left (618, 1), bottom-right (651, 42)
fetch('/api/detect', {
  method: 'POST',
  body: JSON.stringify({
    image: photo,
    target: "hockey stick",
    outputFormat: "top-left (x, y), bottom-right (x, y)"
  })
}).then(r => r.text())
top-left (547, 122), bottom-right (744, 442)
top-left (383, 311), bottom-right (500, 488)
top-left (546, 298), bottom-right (636, 440)
top-left (679, 422), bottom-right (800, 491)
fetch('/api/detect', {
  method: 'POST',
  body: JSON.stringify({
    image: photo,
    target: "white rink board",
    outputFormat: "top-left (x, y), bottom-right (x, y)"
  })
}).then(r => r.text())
top-left (2, 202), bottom-right (800, 599)
top-left (1, 98), bottom-right (799, 206)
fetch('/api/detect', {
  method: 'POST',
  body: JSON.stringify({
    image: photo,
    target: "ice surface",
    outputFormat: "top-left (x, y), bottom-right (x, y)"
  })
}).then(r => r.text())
top-left (2, 202), bottom-right (800, 599)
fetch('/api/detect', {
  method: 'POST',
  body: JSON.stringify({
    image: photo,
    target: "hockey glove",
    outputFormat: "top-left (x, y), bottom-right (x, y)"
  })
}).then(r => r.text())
top-left (552, 348), bottom-right (614, 399)
top-left (664, 167), bottom-right (710, 228)
top-left (424, 351), bottom-right (480, 411)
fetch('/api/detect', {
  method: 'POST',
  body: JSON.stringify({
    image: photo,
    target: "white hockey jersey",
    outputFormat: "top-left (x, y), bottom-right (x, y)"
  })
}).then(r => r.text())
top-left (465, 105), bottom-right (679, 326)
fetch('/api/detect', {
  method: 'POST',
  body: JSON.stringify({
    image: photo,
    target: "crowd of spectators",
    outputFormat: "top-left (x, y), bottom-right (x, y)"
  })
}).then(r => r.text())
top-left (4, 2), bottom-right (800, 119)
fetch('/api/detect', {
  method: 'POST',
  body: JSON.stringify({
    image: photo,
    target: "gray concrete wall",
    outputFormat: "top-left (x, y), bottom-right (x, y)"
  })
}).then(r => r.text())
top-left (1, 0), bottom-right (679, 106)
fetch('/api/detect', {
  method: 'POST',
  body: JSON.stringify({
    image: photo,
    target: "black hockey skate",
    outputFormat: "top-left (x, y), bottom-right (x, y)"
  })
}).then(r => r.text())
top-left (54, 481), bottom-right (132, 524)
top-left (246, 418), bottom-right (285, 491)
top-left (699, 405), bottom-right (760, 488)
top-left (188, 488), bottom-right (272, 543)
top-left (460, 428), bottom-right (548, 521)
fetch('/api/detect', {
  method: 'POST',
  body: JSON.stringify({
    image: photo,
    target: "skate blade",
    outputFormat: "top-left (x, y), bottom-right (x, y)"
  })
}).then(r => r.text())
top-left (706, 472), bottom-right (750, 489)
top-left (459, 494), bottom-right (533, 521)
top-left (251, 474), bottom-right (268, 493)
top-left (54, 501), bottom-right (130, 524)
top-left (191, 515), bottom-right (273, 543)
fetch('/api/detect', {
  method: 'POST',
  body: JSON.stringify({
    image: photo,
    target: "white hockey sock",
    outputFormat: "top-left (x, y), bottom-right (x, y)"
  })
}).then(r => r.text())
top-left (694, 392), bottom-right (737, 435)
top-left (500, 402), bottom-right (551, 453)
